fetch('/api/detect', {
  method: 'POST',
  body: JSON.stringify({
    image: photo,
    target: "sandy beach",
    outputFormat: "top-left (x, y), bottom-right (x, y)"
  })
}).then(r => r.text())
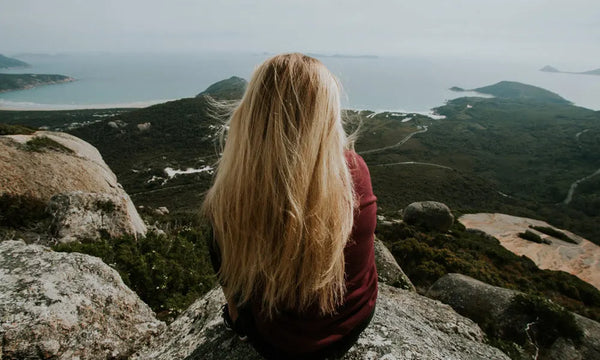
top-left (0, 99), bottom-right (176, 111)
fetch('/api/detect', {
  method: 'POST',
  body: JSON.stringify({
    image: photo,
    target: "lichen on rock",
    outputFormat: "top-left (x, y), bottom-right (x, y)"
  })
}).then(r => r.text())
top-left (133, 284), bottom-right (509, 360)
top-left (0, 240), bottom-right (165, 359)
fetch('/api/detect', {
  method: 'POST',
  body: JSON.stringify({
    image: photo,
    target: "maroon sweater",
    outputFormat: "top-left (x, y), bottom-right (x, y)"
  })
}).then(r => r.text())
top-left (252, 151), bottom-right (378, 353)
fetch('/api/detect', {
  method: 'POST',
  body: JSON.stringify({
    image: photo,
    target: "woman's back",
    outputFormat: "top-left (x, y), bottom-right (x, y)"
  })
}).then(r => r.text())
top-left (202, 53), bottom-right (377, 359)
top-left (250, 151), bottom-right (377, 356)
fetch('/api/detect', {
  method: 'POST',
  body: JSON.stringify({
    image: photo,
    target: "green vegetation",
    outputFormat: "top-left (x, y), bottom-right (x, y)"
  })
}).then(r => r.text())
top-left (197, 76), bottom-right (248, 100)
top-left (529, 225), bottom-right (577, 244)
top-left (54, 222), bottom-right (216, 322)
top-left (473, 81), bottom-right (571, 104)
top-left (95, 199), bottom-right (116, 213)
top-left (0, 54), bottom-right (29, 69)
top-left (2, 80), bottom-right (596, 245)
top-left (0, 73), bottom-right (74, 92)
top-left (0, 193), bottom-right (49, 228)
top-left (376, 221), bottom-right (600, 322)
top-left (518, 230), bottom-right (550, 244)
top-left (504, 294), bottom-right (583, 347)
top-left (0, 123), bottom-right (36, 135)
top-left (24, 136), bottom-right (74, 154)
top-left (0, 109), bottom-right (130, 130)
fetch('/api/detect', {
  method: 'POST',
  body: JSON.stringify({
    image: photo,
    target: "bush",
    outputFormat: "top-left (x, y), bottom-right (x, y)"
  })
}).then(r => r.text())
top-left (24, 136), bottom-right (74, 154)
top-left (518, 230), bottom-right (550, 244)
top-left (0, 193), bottom-right (49, 228)
top-left (529, 225), bottom-right (577, 244)
top-left (53, 224), bottom-right (216, 322)
top-left (503, 294), bottom-right (583, 347)
top-left (0, 123), bottom-right (36, 135)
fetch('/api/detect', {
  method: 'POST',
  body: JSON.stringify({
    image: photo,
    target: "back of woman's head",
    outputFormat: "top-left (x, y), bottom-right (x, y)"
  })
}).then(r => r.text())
top-left (202, 53), bottom-right (355, 317)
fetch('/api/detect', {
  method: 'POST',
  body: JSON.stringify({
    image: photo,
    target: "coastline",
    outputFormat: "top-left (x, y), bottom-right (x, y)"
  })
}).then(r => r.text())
top-left (0, 75), bottom-right (76, 94)
top-left (0, 98), bottom-right (177, 111)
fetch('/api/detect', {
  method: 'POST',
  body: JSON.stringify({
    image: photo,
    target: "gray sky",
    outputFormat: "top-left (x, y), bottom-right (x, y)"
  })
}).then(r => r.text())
top-left (1, 0), bottom-right (599, 67)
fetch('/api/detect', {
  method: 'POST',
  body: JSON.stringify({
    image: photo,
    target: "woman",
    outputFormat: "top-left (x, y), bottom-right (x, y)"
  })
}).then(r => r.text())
top-left (202, 53), bottom-right (377, 359)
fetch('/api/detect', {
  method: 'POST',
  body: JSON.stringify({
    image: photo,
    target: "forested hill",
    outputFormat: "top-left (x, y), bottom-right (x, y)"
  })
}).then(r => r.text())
top-left (0, 54), bottom-right (29, 69)
top-left (196, 76), bottom-right (247, 100)
top-left (0, 73), bottom-right (74, 92)
top-left (451, 81), bottom-right (571, 105)
top-left (472, 81), bottom-right (571, 104)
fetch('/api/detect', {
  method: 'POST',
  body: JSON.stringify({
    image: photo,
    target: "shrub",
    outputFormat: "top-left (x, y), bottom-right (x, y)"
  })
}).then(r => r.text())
top-left (529, 225), bottom-right (577, 244)
top-left (503, 294), bottom-right (583, 347)
top-left (24, 136), bottom-right (74, 154)
top-left (0, 123), bottom-right (36, 135)
top-left (0, 193), bottom-right (49, 228)
top-left (518, 230), bottom-right (550, 244)
top-left (53, 224), bottom-right (216, 322)
top-left (95, 199), bottom-right (116, 213)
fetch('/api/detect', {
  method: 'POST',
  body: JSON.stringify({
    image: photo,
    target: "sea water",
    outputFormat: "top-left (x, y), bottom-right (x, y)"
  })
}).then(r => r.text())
top-left (1, 52), bottom-right (599, 111)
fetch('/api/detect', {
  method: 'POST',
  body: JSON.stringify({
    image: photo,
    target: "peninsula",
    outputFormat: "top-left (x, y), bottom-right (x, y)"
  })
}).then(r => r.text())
top-left (0, 73), bottom-right (75, 93)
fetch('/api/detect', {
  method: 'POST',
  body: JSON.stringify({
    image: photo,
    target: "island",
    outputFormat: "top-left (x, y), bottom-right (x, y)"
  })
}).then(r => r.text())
top-left (540, 64), bottom-right (600, 76)
top-left (449, 81), bottom-right (571, 104)
top-left (0, 73), bottom-right (75, 93)
top-left (0, 54), bottom-right (29, 69)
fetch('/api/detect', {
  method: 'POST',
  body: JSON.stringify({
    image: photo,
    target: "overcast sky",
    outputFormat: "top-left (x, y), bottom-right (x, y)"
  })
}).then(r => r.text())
top-left (1, 0), bottom-right (599, 67)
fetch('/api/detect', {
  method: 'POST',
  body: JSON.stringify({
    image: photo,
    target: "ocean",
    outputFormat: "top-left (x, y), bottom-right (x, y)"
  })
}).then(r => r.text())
top-left (1, 52), bottom-right (599, 112)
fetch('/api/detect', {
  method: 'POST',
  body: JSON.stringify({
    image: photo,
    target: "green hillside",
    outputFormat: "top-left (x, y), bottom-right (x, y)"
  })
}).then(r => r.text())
top-left (0, 54), bottom-right (29, 69)
top-left (0, 73), bottom-right (74, 92)
top-left (196, 76), bottom-right (247, 100)
top-left (473, 81), bottom-right (571, 104)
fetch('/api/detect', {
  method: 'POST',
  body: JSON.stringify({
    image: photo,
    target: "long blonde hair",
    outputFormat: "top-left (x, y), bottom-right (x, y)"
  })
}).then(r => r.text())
top-left (202, 53), bottom-right (355, 317)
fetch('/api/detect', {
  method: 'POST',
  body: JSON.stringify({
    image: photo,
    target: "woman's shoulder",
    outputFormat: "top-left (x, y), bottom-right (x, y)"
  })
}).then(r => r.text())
top-left (345, 150), bottom-right (376, 207)
top-left (344, 150), bottom-right (368, 173)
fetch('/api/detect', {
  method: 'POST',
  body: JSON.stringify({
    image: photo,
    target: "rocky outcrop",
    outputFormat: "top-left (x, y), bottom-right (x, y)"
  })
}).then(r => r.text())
top-left (403, 201), bottom-right (454, 232)
top-left (48, 191), bottom-right (145, 243)
top-left (134, 283), bottom-right (509, 360)
top-left (0, 240), bottom-right (165, 359)
top-left (0, 131), bottom-right (146, 243)
top-left (459, 213), bottom-right (600, 290)
top-left (427, 273), bottom-right (600, 360)
top-left (374, 238), bottom-right (415, 291)
top-left (426, 273), bottom-right (518, 331)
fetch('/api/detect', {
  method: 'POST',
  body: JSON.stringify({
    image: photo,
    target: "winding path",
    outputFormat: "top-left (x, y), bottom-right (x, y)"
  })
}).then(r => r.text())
top-left (373, 161), bottom-right (453, 170)
top-left (359, 126), bottom-right (428, 155)
top-left (563, 168), bottom-right (600, 205)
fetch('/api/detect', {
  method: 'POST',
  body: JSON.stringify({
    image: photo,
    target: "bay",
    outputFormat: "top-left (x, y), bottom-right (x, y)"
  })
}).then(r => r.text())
top-left (0, 52), bottom-right (598, 112)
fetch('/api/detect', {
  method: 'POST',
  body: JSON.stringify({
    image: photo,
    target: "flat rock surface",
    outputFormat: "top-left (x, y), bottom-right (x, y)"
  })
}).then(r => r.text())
top-left (134, 284), bottom-right (509, 360)
top-left (459, 213), bottom-right (600, 290)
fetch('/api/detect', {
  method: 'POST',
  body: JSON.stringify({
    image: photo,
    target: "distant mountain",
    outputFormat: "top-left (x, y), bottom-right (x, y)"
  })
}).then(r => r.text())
top-left (582, 68), bottom-right (600, 76)
top-left (0, 54), bottom-right (29, 69)
top-left (472, 81), bottom-right (571, 104)
top-left (0, 73), bottom-right (74, 93)
top-left (539, 65), bottom-right (600, 76)
top-left (196, 76), bottom-right (247, 100)
top-left (540, 65), bottom-right (560, 73)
